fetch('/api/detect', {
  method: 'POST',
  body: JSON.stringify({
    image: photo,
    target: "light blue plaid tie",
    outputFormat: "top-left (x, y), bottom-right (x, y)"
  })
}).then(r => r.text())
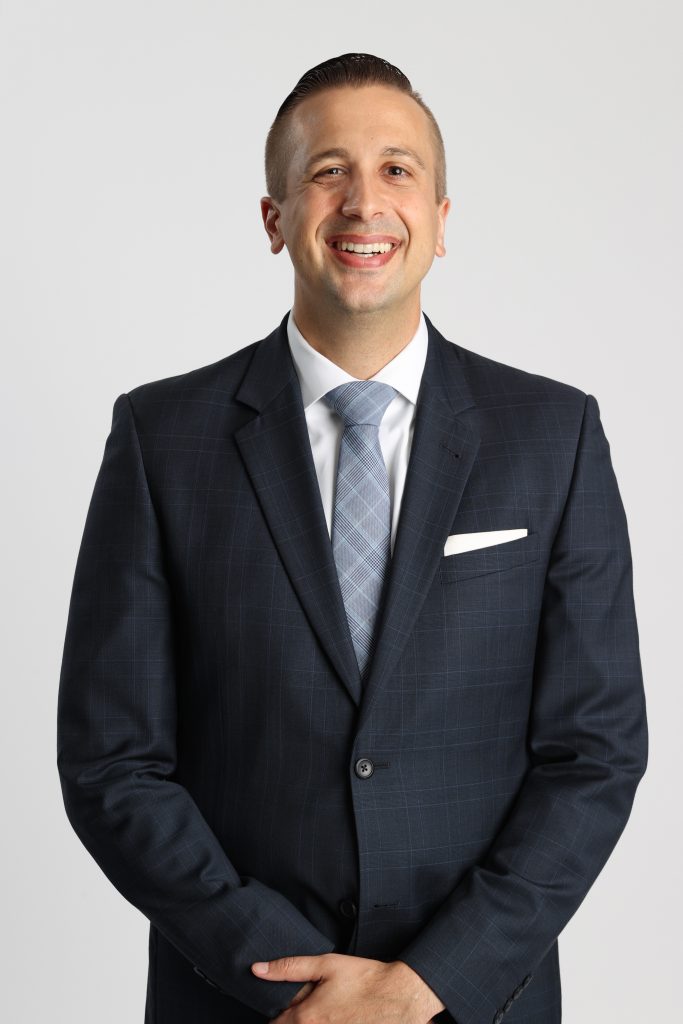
top-left (322, 380), bottom-right (398, 682)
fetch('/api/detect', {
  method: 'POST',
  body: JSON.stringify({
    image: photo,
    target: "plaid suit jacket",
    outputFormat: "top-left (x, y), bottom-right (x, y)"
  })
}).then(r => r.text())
top-left (56, 311), bottom-right (648, 1024)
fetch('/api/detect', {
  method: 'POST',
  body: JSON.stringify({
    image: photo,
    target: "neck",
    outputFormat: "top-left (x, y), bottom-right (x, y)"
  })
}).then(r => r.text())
top-left (291, 292), bottom-right (422, 380)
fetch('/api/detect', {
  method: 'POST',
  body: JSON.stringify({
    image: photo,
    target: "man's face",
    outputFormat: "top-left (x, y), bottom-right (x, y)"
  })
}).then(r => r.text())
top-left (261, 84), bottom-right (450, 319)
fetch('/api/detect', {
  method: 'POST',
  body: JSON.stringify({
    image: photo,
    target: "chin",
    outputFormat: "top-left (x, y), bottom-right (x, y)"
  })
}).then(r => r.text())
top-left (335, 284), bottom-right (400, 313)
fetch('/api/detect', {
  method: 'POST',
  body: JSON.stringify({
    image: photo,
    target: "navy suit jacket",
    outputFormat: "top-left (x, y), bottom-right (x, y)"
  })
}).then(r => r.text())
top-left (56, 312), bottom-right (648, 1024)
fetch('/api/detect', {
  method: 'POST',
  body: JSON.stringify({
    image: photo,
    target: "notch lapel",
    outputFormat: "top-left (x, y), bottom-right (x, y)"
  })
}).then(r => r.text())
top-left (233, 312), bottom-right (480, 717)
top-left (355, 314), bottom-right (480, 732)
top-left (234, 314), bottom-right (363, 706)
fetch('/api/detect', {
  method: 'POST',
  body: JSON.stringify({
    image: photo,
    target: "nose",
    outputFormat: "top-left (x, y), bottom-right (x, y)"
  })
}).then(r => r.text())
top-left (339, 171), bottom-right (385, 221)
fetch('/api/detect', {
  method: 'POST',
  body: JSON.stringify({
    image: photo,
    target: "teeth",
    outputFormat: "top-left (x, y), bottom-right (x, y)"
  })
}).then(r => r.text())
top-left (332, 241), bottom-right (395, 253)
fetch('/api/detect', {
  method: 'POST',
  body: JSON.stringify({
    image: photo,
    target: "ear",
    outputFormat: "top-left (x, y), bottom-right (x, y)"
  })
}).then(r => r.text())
top-left (434, 196), bottom-right (451, 258)
top-left (260, 197), bottom-right (286, 254)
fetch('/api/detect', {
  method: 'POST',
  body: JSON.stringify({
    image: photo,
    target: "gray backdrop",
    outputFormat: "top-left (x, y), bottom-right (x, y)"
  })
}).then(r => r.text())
top-left (1, 1), bottom-right (679, 1020)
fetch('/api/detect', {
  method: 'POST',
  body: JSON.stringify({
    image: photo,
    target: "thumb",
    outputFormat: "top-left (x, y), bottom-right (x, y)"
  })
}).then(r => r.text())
top-left (251, 955), bottom-right (325, 981)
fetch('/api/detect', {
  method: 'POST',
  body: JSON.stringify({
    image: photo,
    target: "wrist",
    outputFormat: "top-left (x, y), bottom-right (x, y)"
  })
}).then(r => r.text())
top-left (392, 960), bottom-right (447, 1016)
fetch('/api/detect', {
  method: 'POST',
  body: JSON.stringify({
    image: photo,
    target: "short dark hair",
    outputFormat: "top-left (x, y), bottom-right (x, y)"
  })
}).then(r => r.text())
top-left (264, 53), bottom-right (447, 205)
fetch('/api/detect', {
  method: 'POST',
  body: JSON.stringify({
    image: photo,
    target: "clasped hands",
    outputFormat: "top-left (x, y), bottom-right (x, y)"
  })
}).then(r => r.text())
top-left (251, 953), bottom-right (446, 1024)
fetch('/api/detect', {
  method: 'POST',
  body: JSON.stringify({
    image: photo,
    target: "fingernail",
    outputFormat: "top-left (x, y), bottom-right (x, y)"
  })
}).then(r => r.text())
top-left (252, 962), bottom-right (269, 974)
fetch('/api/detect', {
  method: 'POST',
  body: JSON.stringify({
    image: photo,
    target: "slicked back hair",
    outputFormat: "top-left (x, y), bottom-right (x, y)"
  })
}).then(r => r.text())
top-left (264, 53), bottom-right (447, 205)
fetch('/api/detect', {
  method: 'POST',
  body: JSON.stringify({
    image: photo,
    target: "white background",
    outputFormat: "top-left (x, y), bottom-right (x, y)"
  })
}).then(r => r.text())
top-left (1, 1), bottom-right (680, 1020)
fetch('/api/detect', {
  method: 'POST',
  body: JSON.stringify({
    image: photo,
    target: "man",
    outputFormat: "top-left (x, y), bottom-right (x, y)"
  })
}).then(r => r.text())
top-left (56, 53), bottom-right (648, 1024)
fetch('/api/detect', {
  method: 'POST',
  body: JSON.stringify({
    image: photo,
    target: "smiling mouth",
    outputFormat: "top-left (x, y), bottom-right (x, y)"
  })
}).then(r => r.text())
top-left (328, 240), bottom-right (399, 256)
top-left (325, 239), bottom-right (402, 268)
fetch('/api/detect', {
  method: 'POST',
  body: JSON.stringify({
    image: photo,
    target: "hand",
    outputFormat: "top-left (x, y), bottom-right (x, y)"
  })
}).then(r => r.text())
top-left (250, 953), bottom-right (446, 1023)
top-left (282, 979), bottom-right (442, 1021)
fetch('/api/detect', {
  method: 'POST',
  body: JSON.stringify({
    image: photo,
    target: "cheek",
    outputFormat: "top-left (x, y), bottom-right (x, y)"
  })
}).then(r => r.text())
top-left (400, 204), bottom-right (438, 248)
top-left (286, 225), bottom-right (319, 264)
top-left (406, 230), bottom-right (439, 264)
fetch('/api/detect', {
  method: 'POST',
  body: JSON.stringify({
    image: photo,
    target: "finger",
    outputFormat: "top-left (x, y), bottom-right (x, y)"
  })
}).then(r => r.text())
top-left (251, 954), bottom-right (327, 981)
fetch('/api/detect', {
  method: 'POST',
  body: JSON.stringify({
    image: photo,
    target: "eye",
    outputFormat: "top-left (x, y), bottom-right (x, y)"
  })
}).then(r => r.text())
top-left (386, 165), bottom-right (410, 177)
top-left (314, 167), bottom-right (345, 177)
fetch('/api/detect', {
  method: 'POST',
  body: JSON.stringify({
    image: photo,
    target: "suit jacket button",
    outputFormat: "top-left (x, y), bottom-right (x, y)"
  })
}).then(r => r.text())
top-left (338, 898), bottom-right (358, 918)
top-left (355, 758), bottom-right (374, 778)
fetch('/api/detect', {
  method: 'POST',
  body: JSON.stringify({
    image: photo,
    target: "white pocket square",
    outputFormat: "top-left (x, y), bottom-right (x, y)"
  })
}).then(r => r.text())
top-left (444, 528), bottom-right (528, 556)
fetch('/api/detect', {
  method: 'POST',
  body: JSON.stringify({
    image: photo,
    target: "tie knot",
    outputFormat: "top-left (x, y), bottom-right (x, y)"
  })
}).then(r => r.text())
top-left (322, 380), bottom-right (397, 428)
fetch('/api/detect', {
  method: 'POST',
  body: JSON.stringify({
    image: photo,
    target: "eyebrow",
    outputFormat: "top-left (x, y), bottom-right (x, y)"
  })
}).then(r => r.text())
top-left (303, 145), bottom-right (427, 174)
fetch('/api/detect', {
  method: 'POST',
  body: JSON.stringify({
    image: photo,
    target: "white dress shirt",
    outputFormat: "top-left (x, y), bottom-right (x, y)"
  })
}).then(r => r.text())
top-left (286, 309), bottom-right (429, 557)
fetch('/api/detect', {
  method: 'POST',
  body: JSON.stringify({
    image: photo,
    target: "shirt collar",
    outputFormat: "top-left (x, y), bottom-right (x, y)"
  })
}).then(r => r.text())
top-left (287, 308), bottom-right (429, 411)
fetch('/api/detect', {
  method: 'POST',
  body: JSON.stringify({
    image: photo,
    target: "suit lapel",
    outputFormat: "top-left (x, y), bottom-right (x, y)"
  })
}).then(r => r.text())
top-left (355, 314), bottom-right (480, 731)
top-left (233, 312), bottom-right (480, 715)
top-left (234, 314), bottom-right (363, 705)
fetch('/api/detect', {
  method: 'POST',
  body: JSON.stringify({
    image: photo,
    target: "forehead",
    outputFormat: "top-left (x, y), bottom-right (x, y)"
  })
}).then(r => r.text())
top-left (289, 85), bottom-right (433, 161)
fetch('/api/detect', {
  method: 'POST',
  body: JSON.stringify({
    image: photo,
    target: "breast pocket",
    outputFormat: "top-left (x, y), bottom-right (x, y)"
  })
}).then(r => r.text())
top-left (439, 531), bottom-right (540, 583)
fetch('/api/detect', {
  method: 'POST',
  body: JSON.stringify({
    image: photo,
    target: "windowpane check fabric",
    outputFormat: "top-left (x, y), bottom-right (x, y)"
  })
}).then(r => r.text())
top-left (322, 380), bottom-right (398, 681)
top-left (55, 309), bottom-right (648, 1024)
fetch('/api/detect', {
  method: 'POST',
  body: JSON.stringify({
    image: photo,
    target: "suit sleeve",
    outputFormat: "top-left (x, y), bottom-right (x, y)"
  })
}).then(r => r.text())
top-left (56, 393), bottom-right (335, 1017)
top-left (396, 393), bottom-right (649, 1024)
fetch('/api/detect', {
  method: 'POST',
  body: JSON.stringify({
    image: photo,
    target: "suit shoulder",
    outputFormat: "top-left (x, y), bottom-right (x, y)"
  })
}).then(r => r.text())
top-left (120, 337), bottom-right (263, 422)
top-left (444, 337), bottom-right (589, 411)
